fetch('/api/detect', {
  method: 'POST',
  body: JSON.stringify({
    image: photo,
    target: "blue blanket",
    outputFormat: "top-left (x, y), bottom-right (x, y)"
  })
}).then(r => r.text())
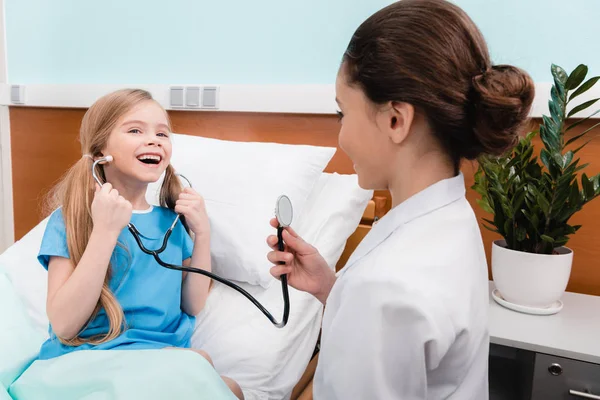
top-left (9, 349), bottom-right (237, 400)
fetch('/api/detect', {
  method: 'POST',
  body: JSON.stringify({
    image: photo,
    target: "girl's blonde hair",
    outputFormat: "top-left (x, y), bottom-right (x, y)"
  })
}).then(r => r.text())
top-left (46, 89), bottom-right (184, 346)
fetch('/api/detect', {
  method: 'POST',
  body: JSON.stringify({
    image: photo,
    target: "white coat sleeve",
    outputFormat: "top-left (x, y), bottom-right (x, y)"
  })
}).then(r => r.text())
top-left (319, 278), bottom-right (453, 400)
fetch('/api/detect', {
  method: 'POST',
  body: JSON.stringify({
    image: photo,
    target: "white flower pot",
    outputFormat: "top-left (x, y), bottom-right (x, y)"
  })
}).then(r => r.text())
top-left (491, 240), bottom-right (573, 309)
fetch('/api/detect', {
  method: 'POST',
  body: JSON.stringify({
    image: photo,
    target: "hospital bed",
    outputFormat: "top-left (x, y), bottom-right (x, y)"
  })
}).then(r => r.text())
top-left (1, 107), bottom-right (390, 399)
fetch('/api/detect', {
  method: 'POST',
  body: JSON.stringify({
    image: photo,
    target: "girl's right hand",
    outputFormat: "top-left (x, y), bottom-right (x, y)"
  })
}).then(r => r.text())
top-left (266, 218), bottom-right (336, 304)
top-left (91, 183), bottom-right (133, 236)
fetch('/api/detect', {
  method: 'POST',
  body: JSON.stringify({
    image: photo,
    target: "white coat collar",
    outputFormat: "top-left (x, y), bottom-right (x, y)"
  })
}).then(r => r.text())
top-left (338, 173), bottom-right (467, 276)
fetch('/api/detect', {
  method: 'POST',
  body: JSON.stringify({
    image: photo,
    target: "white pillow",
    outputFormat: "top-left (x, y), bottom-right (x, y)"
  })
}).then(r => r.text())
top-left (191, 173), bottom-right (372, 399)
top-left (295, 173), bottom-right (373, 269)
top-left (0, 271), bottom-right (46, 389)
top-left (0, 217), bottom-right (51, 335)
top-left (147, 134), bottom-right (336, 288)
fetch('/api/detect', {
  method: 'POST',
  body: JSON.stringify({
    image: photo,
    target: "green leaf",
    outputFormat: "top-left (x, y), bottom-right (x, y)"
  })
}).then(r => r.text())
top-left (551, 85), bottom-right (564, 108)
top-left (540, 149), bottom-right (552, 169)
top-left (556, 206), bottom-right (576, 224)
top-left (541, 235), bottom-right (555, 244)
top-left (513, 189), bottom-right (527, 214)
top-left (556, 80), bottom-right (566, 99)
top-left (552, 64), bottom-right (568, 86)
top-left (593, 175), bottom-right (600, 192)
top-left (483, 224), bottom-right (498, 233)
top-left (501, 202), bottom-right (514, 219)
top-left (476, 198), bottom-right (493, 214)
top-left (554, 236), bottom-right (569, 247)
top-left (565, 121), bottom-right (600, 146)
top-left (563, 151), bottom-right (574, 167)
top-left (529, 185), bottom-right (551, 217)
top-left (515, 226), bottom-right (527, 241)
top-left (582, 173), bottom-right (595, 200)
top-left (526, 162), bottom-right (543, 179)
top-left (522, 210), bottom-right (540, 232)
top-left (564, 225), bottom-right (579, 235)
top-left (554, 187), bottom-right (571, 211)
top-left (483, 218), bottom-right (497, 227)
top-left (569, 180), bottom-right (581, 206)
top-left (549, 99), bottom-right (563, 126)
top-left (569, 76), bottom-right (600, 103)
top-left (565, 64), bottom-right (588, 90)
top-left (573, 163), bottom-right (590, 173)
top-left (552, 152), bottom-right (565, 169)
top-left (504, 220), bottom-right (512, 237)
top-left (566, 109), bottom-right (600, 132)
top-left (567, 98), bottom-right (600, 118)
top-left (543, 115), bottom-right (559, 134)
top-left (560, 164), bottom-right (578, 182)
top-left (540, 125), bottom-right (559, 152)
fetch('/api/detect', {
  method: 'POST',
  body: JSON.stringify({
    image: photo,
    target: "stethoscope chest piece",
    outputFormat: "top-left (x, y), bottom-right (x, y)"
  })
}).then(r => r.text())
top-left (275, 195), bottom-right (293, 228)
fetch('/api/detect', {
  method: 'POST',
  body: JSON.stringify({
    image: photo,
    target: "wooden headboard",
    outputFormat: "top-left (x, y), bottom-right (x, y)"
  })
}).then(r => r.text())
top-left (9, 107), bottom-right (390, 235)
top-left (8, 107), bottom-right (600, 296)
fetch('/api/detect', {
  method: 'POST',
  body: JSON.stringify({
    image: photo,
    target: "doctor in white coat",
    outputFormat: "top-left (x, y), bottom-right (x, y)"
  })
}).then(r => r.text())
top-left (268, 0), bottom-right (535, 399)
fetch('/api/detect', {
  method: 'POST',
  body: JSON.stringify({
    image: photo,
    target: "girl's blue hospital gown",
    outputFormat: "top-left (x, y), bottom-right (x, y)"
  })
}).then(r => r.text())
top-left (36, 206), bottom-right (195, 360)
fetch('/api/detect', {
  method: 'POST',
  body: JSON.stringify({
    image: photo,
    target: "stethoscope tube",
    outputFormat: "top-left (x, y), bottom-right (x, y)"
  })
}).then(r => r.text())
top-left (90, 157), bottom-right (290, 328)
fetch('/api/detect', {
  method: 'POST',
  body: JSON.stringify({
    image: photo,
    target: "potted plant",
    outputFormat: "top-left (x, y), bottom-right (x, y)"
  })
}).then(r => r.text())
top-left (472, 63), bottom-right (600, 312)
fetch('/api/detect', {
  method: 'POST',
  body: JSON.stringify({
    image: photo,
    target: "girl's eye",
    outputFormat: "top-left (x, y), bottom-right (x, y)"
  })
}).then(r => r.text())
top-left (157, 132), bottom-right (169, 138)
top-left (129, 129), bottom-right (141, 134)
top-left (336, 110), bottom-right (344, 122)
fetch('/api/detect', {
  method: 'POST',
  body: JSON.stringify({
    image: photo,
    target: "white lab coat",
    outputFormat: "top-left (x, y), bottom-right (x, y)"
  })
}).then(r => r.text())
top-left (314, 173), bottom-right (489, 400)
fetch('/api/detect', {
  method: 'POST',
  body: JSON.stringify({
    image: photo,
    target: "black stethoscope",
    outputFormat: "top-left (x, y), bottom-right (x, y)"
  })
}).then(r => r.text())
top-left (90, 155), bottom-right (290, 328)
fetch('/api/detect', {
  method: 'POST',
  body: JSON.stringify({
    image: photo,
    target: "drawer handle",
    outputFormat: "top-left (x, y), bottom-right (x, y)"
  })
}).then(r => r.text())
top-left (570, 390), bottom-right (600, 399)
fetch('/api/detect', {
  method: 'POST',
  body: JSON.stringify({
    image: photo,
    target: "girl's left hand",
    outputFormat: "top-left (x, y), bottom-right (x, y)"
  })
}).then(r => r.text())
top-left (175, 188), bottom-right (210, 237)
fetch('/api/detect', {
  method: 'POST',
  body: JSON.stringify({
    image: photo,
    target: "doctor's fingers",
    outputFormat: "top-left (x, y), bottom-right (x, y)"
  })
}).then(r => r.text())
top-left (266, 236), bottom-right (293, 254)
top-left (266, 235), bottom-right (281, 249)
top-left (267, 232), bottom-right (307, 254)
top-left (270, 265), bottom-right (293, 280)
top-left (280, 229), bottom-right (310, 252)
top-left (267, 250), bottom-right (293, 265)
top-left (269, 218), bottom-right (301, 239)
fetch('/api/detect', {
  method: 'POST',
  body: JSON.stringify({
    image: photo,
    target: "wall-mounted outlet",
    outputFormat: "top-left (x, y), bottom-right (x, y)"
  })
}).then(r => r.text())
top-left (11, 85), bottom-right (25, 104)
top-left (185, 87), bottom-right (201, 108)
top-left (169, 86), bottom-right (184, 108)
top-left (201, 86), bottom-right (219, 109)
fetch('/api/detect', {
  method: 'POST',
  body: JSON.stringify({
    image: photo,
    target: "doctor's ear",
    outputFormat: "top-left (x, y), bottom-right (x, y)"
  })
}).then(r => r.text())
top-left (381, 102), bottom-right (415, 145)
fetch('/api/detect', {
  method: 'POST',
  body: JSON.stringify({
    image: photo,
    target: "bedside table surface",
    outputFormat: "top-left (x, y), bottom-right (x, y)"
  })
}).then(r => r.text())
top-left (489, 281), bottom-right (600, 364)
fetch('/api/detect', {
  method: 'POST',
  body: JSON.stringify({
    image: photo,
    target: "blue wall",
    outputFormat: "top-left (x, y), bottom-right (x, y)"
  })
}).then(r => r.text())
top-left (5, 0), bottom-right (600, 84)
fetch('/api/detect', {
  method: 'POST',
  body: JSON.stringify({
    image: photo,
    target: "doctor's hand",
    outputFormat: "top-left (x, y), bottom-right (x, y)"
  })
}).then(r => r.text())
top-left (92, 183), bottom-right (133, 237)
top-left (267, 218), bottom-right (336, 305)
top-left (175, 188), bottom-right (210, 238)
